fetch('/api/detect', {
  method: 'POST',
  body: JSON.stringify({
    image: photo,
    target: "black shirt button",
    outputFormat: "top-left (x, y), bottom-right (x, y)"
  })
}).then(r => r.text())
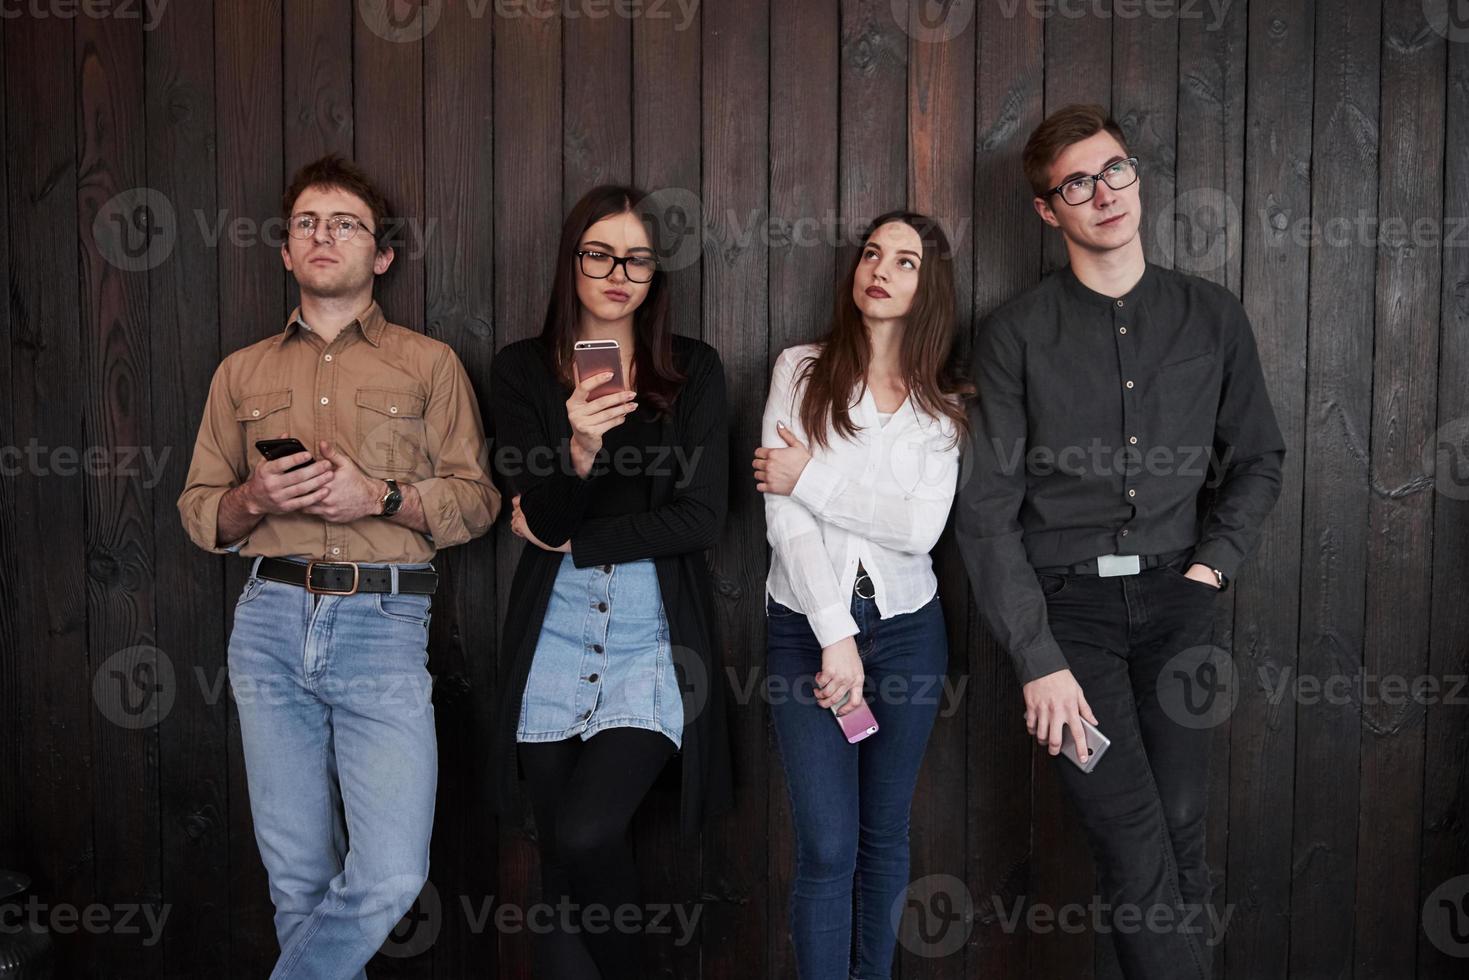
top-left (592, 643), bottom-right (604, 654)
top-left (597, 602), bottom-right (608, 612)
top-left (601, 564), bottom-right (613, 574)
top-left (588, 673), bottom-right (599, 683)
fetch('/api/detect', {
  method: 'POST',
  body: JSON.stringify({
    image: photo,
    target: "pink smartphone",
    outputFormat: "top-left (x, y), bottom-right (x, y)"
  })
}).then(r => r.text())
top-left (830, 690), bottom-right (879, 743)
top-left (572, 340), bottom-right (625, 399)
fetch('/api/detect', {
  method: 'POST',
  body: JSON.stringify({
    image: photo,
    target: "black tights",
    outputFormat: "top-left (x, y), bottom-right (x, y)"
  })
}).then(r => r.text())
top-left (518, 727), bottom-right (676, 980)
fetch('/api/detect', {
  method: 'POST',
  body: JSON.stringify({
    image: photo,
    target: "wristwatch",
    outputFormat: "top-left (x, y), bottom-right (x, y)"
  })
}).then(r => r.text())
top-left (1210, 567), bottom-right (1227, 589)
top-left (377, 479), bottom-right (403, 518)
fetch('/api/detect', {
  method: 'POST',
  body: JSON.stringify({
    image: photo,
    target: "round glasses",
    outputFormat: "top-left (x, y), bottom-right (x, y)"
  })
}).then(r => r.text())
top-left (288, 214), bottom-right (375, 242)
top-left (577, 249), bottom-right (657, 283)
top-left (1045, 157), bottom-right (1140, 207)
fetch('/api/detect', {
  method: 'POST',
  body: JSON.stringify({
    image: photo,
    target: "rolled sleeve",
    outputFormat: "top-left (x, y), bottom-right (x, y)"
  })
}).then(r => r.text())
top-left (415, 348), bottom-right (500, 548)
top-left (177, 360), bottom-right (250, 554)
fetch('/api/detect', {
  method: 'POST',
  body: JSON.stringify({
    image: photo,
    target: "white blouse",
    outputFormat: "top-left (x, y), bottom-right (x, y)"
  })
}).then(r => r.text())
top-left (762, 344), bottom-right (962, 647)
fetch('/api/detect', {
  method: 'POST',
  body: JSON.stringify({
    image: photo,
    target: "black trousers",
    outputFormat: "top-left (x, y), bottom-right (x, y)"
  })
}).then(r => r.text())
top-left (518, 727), bottom-right (676, 980)
top-left (1038, 552), bottom-right (1226, 980)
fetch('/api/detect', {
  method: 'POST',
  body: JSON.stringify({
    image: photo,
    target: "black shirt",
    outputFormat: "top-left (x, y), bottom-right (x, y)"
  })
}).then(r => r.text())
top-left (956, 262), bottom-right (1286, 684)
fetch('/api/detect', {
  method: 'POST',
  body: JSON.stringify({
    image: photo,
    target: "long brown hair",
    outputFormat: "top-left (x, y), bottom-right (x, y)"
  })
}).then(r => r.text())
top-left (539, 185), bottom-right (685, 416)
top-left (797, 210), bottom-right (973, 449)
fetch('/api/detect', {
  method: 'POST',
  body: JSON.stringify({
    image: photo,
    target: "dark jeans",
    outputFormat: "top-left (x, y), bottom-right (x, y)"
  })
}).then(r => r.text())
top-left (766, 591), bottom-right (948, 980)
top-left (518, 728), bottom-right (676, 980)
top-left (1038, 552), bottom-right (1223, 980)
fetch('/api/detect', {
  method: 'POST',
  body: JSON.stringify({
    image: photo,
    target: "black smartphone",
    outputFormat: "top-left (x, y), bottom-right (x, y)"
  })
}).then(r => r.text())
top-left (254, 437), bottom-right (314, 472)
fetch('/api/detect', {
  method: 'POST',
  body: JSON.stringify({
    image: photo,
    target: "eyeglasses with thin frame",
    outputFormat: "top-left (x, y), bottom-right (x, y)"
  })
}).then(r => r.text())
top-left (576, 249), bottom-right (657, 283)
top-left (288, 213), bottom-right (376, 242)
top-left (1044, 156), bottom-right (1141, 207)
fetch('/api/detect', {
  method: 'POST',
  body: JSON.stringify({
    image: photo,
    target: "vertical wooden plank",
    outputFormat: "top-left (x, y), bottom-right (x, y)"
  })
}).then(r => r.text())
top-left (76, 0), bottom-right (158, 977)
top-left (492, 2), bottom-right (560, 975)
top-left (765, 2), bottom-right (838, 976)
top-left (633, 2), bottom-right (701, 340)
top-left (3, 8), bottom-right (93, 978)
top-left (564, 2), bottom-right (632, 206)
top-left (356, 0), bottom-right (426, 333)
top-left (284, 0), bottom-right (354, 172)
top-left (1225, 1), bottom-right (1313, 978)
top-left (148, 1), bottom-right (232, 975)
top-left (904, 2), bottom-right (974, 977)
top-left (1034, 9), bottom-right (1111, 979)
top-left (632, 3), bottom-right (705, 976)
top-left (423, 3), bottom-right (498, 975)
top-left (1289, 2), bottom-right (1380, 977)
top-left (840, 0), bottom-right (908, 224)
top-left (1175, 3), bottom-right (1248, 977)
top-left (1112, 6), bottom-right (1177, 267)
top-left (701, 1), bottom-right (769, 977)
top-left (1353, 1), bottom-right (1444, 975)
top-left (0, 8), bottom-right (17, 880)
top-left (1041, 0), bottom-right (1112, 273)
top-left (215, 2), bottom-right (284, 974)
top-left (1419, 16), bottom-right (1469, 980)
top-left (971, 1), bottom-right (1046, 974)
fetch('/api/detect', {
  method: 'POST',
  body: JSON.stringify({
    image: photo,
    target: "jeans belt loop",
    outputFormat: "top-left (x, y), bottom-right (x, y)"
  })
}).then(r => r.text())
top-left (249, 555), bottom-right (264, 579)
top-left (390, 564), bottom-right (400, 596)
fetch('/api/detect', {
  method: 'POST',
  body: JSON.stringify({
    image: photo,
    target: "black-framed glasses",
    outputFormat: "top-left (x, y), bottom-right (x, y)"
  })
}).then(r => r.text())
top-left (1044, 156), bottom-right (1140, 206)
top-left (288, 213), bottom-right (376, 242)
top-left (576, 249), bottom-right (657, 283)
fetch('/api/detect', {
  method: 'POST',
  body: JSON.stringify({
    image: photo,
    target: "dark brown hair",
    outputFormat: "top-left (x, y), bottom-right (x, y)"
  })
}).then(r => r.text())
top-left (539, 185), bottom-right (685, 417)
top-left (281, 154), bottom-right (396, 250)
top-left (1022, 103), bottom-right (1130, 199)
top-left (797, 211), bottom-right (973, 450)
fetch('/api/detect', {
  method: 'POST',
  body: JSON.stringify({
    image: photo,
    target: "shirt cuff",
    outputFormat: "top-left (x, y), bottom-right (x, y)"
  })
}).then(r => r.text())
top-left (790, 457), bottom-right (846, 513)
top-left (1188, 539), bottom-right (1243, 590)
top-left (806, 602), bottom-right (859, 649)
top-left (413, 477), bottom-right (470, 549)
top-left (185, 488), bottom-right (249, 555)
top-left (1011, 636), bottom-right (1071, 686)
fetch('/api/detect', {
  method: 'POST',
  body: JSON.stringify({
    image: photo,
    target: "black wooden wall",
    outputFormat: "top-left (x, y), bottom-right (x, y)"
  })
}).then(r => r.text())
top-left (1, 1), bottom-right (1467, 977)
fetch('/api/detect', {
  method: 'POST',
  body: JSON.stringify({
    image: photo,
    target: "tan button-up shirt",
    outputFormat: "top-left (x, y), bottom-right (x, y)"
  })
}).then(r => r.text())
top-left (178, 302), bottom-right (499, 562)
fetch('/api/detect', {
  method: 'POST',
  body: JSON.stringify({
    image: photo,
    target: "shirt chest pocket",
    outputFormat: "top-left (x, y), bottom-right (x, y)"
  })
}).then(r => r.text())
top-left (356, 387), bottom-right (428, 476)
top-left (235, 390), bottom-right (293, 467)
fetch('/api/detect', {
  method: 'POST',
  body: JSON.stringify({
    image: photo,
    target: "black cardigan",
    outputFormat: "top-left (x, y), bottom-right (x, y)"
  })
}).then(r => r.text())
top-left (488, 334), bottom-right (734, 839)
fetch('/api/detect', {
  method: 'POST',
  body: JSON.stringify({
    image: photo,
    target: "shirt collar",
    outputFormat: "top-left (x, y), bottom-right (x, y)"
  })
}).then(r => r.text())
top-left (1059, 260), bottom-right (1156, 312)
top-left (278, 300), bottom-right (388, 347)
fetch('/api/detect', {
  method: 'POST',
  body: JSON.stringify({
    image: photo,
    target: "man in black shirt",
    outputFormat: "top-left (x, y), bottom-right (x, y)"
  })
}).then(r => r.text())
top-left (957, 104), bottom-right (1284, 979)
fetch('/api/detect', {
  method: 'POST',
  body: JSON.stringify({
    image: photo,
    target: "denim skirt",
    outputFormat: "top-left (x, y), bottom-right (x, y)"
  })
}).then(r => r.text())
top-left (517, 554), bottom-right (683, 748)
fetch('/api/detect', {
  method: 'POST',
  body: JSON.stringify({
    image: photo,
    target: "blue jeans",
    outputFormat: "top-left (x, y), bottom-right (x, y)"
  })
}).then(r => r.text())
top-left (228, 558), bottom-right (437, 980)
top-left (766, 591), bottom-right (948, 980)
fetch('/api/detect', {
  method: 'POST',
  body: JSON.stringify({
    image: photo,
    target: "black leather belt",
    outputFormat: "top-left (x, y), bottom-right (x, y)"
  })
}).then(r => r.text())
top-left (1033, 547), bottom-right (1192, 577)
top-left (256, 557), bottom-right (438, 596)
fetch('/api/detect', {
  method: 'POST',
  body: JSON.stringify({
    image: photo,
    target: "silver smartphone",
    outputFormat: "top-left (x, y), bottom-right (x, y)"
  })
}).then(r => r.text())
top-left (1059, 717), bottom-right (1110, 773)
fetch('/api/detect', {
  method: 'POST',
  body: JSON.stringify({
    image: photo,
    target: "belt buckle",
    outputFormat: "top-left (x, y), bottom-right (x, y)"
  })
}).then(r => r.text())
top-left (854, 572), bottom-right (877, 600)
top-left (305, 560), bottom-right (360, 595)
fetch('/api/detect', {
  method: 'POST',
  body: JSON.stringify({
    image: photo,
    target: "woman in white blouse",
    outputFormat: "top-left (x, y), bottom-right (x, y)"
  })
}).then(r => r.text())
top-left (752, 211), bottom-right (972, 980)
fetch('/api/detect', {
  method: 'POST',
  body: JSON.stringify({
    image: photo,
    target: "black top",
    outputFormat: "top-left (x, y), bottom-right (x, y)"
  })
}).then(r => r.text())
top-left (582, 400), bottom-right (659, 518)
top-left (488, 334), bottom-right (733, 839)
top-left (956, 262), bottom-right (1286, 684)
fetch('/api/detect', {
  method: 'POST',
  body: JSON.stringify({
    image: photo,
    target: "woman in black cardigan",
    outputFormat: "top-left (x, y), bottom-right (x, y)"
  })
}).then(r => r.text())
top-left (488, 184), bottom-right (733, 979)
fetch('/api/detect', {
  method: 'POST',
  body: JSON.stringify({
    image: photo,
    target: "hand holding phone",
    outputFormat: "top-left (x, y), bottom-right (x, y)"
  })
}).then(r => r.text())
top-left (830, 690), bottom-right (880, 744)
top-left (572, 340), bottom-right (625, 399)
top-left (1058, 717), bottom-right (1110, 773)
top-left (242, 435), bottom-right (334, 516)
top-left (255, 437), bottom-right (314, 472)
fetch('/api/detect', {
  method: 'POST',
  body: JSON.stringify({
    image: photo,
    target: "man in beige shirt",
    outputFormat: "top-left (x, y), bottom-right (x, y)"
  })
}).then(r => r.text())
top-left (177, 154), bottom-right (498, 978)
